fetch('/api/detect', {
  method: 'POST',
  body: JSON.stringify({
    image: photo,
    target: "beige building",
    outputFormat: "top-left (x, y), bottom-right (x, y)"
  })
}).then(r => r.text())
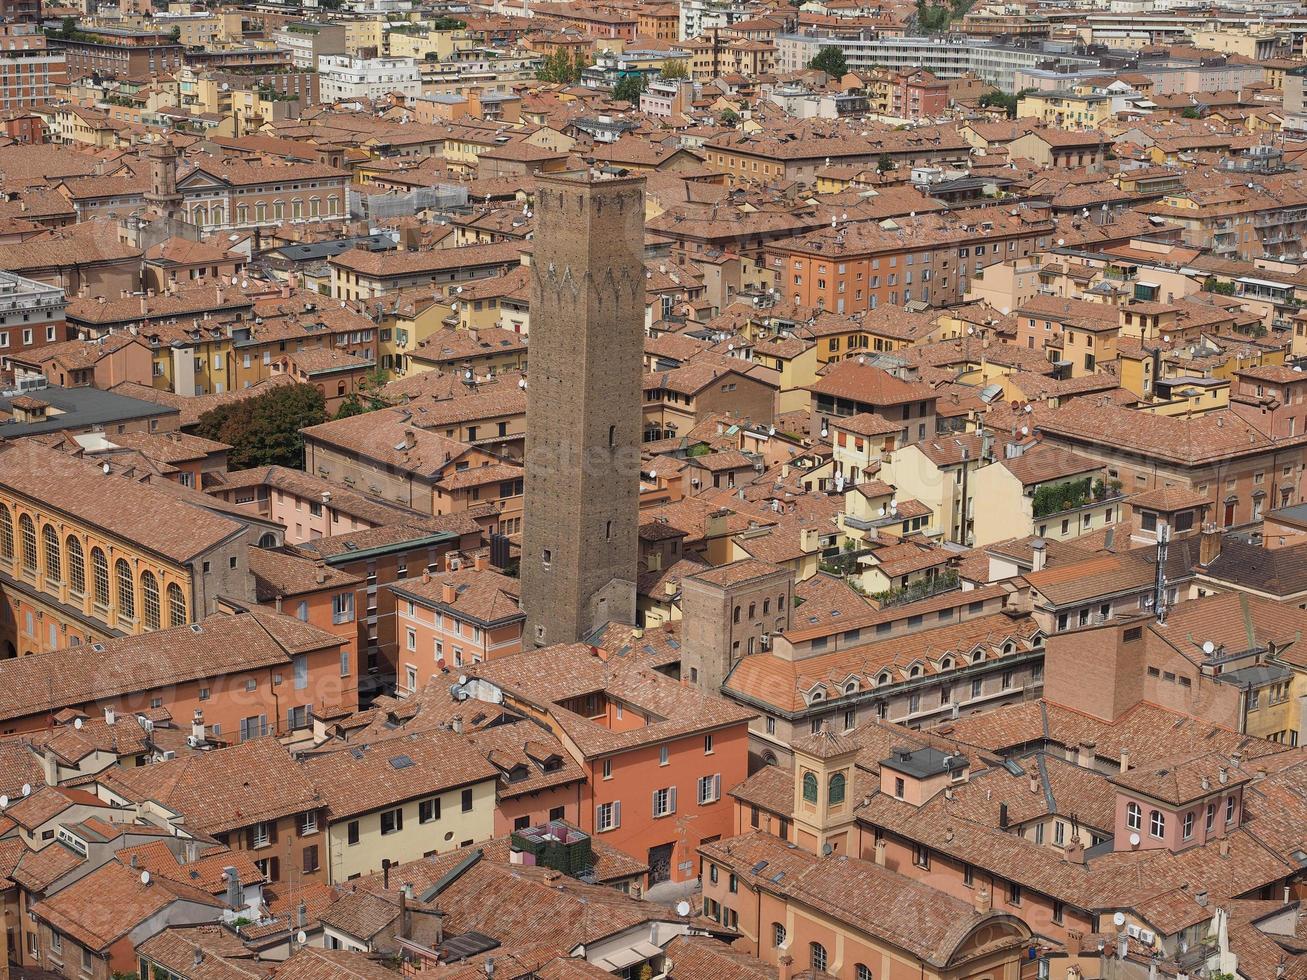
top-left (306, 730), bottom-right (499, 882)
top-left (971, 445), bottom-right (1119, 547)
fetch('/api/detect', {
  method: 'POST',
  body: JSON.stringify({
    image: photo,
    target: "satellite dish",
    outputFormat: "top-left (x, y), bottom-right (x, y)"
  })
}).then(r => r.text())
top-left (1113, 912), bottom-right (1126, 927)
top-left (1296, 366), bottom-right (1304, 373)
top-left (141, 870), bottom-right (151, 885)
top-left (1020, 425), bottom-right (1029, 436)
top-left (74, 718), bottom-right (83, 730)
top-left (1202, 640), bottom-right (1215, 655)
top-left (296, 930), bottom-right (308, 945)
top-left (1129, 832), bottom-right (1141, 847)
top-left (21, 783), bottom-right (30, 797)
top-left (768, 425), bottom-right (776, 436)
top-left (675, 900), bottom-right (691, 916)
top-left (0, 795), bottom-right (7, 809)
top-left (878, 506), bottom-right (886, 516)
top-left (457, 675), bottom-right (468, 686)
top-left (240, 280), bottom-right (249, 289)
top-left (1163, 334), bottom-right (1170, 343)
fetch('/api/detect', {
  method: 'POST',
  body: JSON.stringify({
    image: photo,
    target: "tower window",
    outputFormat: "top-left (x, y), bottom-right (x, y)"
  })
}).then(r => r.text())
top-left (542, 549), bottom-right (552, 568)
top-left (608, 424), bottom-right (616, 447)
top-left (606, 520), bottom-right (612, 541)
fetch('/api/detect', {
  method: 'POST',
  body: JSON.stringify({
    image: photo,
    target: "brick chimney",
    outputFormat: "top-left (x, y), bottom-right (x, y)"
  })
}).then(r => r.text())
top-left (442, 582), bottom-right (458, 603)
top-left (973, 886), bottom-right (992, 914)
top-left (1064, 835), bottom-right (1085, 865)
top-left (474, 552), bottom-right (489, 571)
top-left (778, 955), bottom-right (793, 980)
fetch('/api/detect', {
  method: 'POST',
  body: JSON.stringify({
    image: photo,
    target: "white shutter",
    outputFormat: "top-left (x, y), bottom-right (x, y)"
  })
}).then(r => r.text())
top-left (596, 803), bottom-right (605, 830)
top-left (669, 786), bottom-right (677, 813)
top-left (652, 789), bottom-right (660, 816)
top-left (713, 774), bottom-right (721, 802)
top-left (613, 800), bottom-right (621, 828)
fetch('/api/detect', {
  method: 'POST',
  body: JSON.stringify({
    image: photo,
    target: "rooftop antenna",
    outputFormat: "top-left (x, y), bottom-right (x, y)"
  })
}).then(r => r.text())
top-left (1153, 521), bottom-right (1171, 625)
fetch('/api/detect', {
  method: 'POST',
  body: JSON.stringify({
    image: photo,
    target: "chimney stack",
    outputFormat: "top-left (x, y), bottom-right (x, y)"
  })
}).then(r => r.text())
top-left (973, 887), bottom-right (992, 914)
top-left (1077, 741), bottom-right (1095, 768)
top-left (399, 883), bottom-right (412, 939)
top-left (1064, 835), bottom-right (1085, 865)
top-left (1199, 524), bottom-right (1223, 566)
top-left (873, 838), bottom-right (886, 866)
top-left (191, 709), bottom-right (205, 745)
top-left (442, 582), bottom-right (458, 604)
top-left (382, 858), bottom-right (391, 890)
top-left (1031, 538), bottom-right (1047, 573)
top-left (778, 955), bottom-right (794, 980)
top-left (1119, 749), bottom-right (1130, 773)
top-left (224, 867), bottom-right (241, 909)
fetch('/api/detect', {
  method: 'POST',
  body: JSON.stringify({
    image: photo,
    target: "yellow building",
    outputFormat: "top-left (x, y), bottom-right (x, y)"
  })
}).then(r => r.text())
top-left (374, 288), bottom-right (456, 376)
top-left (309, 735), bottom-right (499, 883)
top-left (344, 17), bottom-right (386, 55)
top-left (386, 24), bottom-right (472, 63)
top-left (1015, 89), bottom-right (1112, 129)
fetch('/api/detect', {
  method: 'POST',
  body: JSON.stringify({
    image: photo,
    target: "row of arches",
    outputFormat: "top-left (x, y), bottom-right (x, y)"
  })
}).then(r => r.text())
top-left (0, 506), bottom-right (187, 631)
top-left (191, 197), bottom-right (341, 228)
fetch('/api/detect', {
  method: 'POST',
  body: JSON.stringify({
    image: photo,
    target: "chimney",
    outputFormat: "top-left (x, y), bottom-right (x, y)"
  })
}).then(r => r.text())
top-left (403, 428), bottom-right (417, 450)
top-left (382, 858), bottom-right (391, 890)
top-left (778, 955), bottom-right (794, 980)
top-left (1195, 890), bottom-right (1209, 907)
top-left (41, 748), bottom-right (58, 787)
top-left (1076, 741), bottom-right (1096, 768)
top-left (224, 867), bottom-right (241, 909)
top-left (1029, 774), bottom-right (1041, 794)
top-left (474, 552), bottom-right (489, 572)
top-left (998, 802), bottom-right (1009, 829)
top-left (191, 710), bottom-right (205, 745)
top-left (1064, 835), bottom-right (1085, 865)
top-left (1119, 749), bottom-right (1130, 773)
top-left (873, 838), bottom-right (886, 866)
top-left (1031, 538), bottom-right (1047, 572)
top-left (1219, 837), bottom-right (1231, 858)
top-left (315, 568), bottom-right (326, 585)
top-left (399, 883), bottom-right (413, 939)
top-left (422, 569), bottom-right (431, 584)
top-left (973, 887), bottom-right (992, 914)
top-left (452, 716), bottom-right (464, 735)
top-left (297, 902), bottom-right (307, 929)
top-left (442, 582), bottom-right (458, 604)
top-left (105, 707), bottom-right (116, 726)
top-left (1199, 524), bottom-right (1223, 566)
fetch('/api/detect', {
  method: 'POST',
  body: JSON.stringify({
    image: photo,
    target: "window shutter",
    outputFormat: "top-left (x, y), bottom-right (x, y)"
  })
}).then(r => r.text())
top-left (669, 786), bottom-right (677, 813)
top-left (596, 803), bottom-right (604, 828)
top-left (267, 820), bottom-right (278, 844)
top-left (245, 826), bottom-right (255, 849)
top-left (613, 801), bottom-right (621, 828)
top-left (713, 774), bottom-right (721, 801)
top-left (259, 714), bottom-right (268, 738)
top-left (652, 789), bottom-right (659, 816)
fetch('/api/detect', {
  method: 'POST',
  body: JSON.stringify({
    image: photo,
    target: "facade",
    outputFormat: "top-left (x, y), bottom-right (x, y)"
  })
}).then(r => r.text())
top-left (0, 269), bottom-right (68, 360)
top-left (0, 25), bottom-right (66, 112)
top-left (521, 174), bottom-right (646, 648)
top-left (318, 55), bottom-right (422, 102)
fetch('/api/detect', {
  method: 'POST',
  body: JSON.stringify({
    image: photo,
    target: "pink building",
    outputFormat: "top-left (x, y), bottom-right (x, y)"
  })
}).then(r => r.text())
top-left (1231, 364), bottom-right (1307, 440)
top-left (392, 561), bottom-right (525, 696)
top-left (1110, 754), bottom-right (1246, 853)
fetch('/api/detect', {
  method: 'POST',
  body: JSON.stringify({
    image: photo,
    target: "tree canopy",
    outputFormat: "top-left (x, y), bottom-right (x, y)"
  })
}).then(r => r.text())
top-left (660, 58), bottom-right (689, 80)
top-left (808, 45), bottom-right (848, 79)
top-left (613, 74), bottom-right (648, 104)
top-left (536, 48), bottom-right (587, 84)
top-left (194, 383), bottom-right (327, 471)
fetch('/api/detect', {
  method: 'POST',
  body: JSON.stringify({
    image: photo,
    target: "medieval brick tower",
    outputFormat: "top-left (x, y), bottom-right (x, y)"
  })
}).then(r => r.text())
top-left (522, 173), bottom-right (646, 647)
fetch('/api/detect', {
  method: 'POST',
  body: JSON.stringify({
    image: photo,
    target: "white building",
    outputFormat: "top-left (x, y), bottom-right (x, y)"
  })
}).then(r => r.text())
top-left (679, 0), bottom-right (757, 40)
top-left (318, 55), bottom-right (422, 103)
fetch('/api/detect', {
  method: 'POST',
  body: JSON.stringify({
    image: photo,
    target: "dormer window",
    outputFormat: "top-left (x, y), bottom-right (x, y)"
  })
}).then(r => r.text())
top-left (809, 689), bottom-right (824, 703)
top-left (877, 671), bottom-right (892, 686)
top-left (971, 650), bottom-right (985, 664)
top-left (844, 680), bottom-right (858, 695)
top-left (909, 664), bottom-right (922, 678)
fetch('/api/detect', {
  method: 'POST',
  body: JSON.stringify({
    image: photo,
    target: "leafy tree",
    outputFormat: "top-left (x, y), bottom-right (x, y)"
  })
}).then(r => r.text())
top-left (808, 45), bottom-right (847, 79)
top-left (1181, 105), bottom-right (1202, 119)
top-left (612, 73), bottom-right (648, 104)
top-left (430, 15), bottom-right (466, 29)
top-left (332, 368), bottom-right (391, 419)
top-left (876, 152), bottom-right (894, 173)
top-left (59, 15), bottom-right (74, 34)
top-left (978, 87), bottom-right (1032, 118)
top-left (194, 383), bottom-right (327, 470)
top-left (536, 48), bottom-right (587, 84)
top-left (916, 2), bottom-right (951, 31)
top-left (660, 58), bottom-right (689, 80)
top-left (1204, 276), bottom-right (1237, 296)
top-left (719, 108), bottom-right (740, 125)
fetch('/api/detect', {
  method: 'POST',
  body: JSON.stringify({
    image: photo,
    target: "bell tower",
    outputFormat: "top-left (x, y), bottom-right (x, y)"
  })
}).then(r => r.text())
top-left (792, 729), bottom-right (860, 857)
top-left (145, 141), bottom-right (182, 220)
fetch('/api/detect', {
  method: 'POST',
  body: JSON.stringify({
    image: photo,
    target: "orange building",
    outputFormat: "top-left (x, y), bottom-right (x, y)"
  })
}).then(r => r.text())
top-left (462, 643), bottom-right (755, 886)
top-left (391, 560), bottom-right (524, 696)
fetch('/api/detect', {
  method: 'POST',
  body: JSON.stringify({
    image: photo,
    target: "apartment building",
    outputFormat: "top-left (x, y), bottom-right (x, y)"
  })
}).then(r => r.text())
top-left (176, 158), bottom-right (349, 232)
top-left (318, 54), bottom-right (421, 102)
top-left (0, 269), bottom-right (68, 360)
top-left (52, 27), bottom-right (182, 81)
top-left (0, 608), bottom-right (349, 740)
top-left (461, 644), bottom-right (754, 885)
top-left (0, 25), bottom-right (67, 112)
top-left (329, 243), bottom-right (523, 301)
top-left (765, 207), bottom-right (1056, 312)
top-left (391, 561), bottom-right (525, 695)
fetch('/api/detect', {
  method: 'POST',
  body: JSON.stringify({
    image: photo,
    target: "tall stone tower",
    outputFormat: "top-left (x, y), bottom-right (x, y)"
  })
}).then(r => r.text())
top-left (144, 141), bottom-right (182, 220)
top-left (522, 173), bottom-right (646, 647)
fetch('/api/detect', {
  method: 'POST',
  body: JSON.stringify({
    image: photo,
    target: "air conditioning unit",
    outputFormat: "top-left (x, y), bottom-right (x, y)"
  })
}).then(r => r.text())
top-left (187, 735), bottom-right (200, 748)
top-left (160, 750), bottom-right (176, 761)
top-left (1126, 924), bottom-right (1142, 940)
top-left (1139, 930), bottom-right (1155, 946)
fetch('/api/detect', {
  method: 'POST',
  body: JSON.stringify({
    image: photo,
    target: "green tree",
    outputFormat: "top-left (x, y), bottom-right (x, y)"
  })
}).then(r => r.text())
top-left (876, 152), bottom-right (894, 173)
top-left (916, 2), bottom-right (951, 31)
top-left (719, 108), bottom-right (740, 125)
top-left (194, 384), bottom-right (327, 470)
top-left (613, 73), bottom-right (647, 104)
top-left (1204, 276), bottom-right (1237, 296)
top-left (660, 58), bottom-right (689, 80)
top-left (1181, 105), bottom-right (1202, 119)
top-left (536, 48), bottom-right (585, 84)
top-left (808, 45), bottom-right (847, 79)
top-left (332, 368), bottom-right (391, 419)
top-left (978, 87), bottom-right (1032, 118)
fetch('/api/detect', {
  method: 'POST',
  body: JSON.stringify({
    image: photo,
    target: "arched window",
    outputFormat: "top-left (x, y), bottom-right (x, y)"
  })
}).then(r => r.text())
top-left (1126, 802), bottom-right (1141, 831)
top-left (0, 505), bottom-right (11, 560)
top-left (939, 656), bottom-right (953, 670)
top-left (66, 536), bottom-right (84, 595)
top-left (856, 966), bottom-right (872, 980)
top-left (809, 943), bottom-right (827, 973)
top-left (877, 670), bottom-right (892, 686)
top-left (732, 606), bottom-right (740, 624)
top-left (829, 772), bottom-right (846, 805)
top-left (802, 771), bottom-right (818, 803)
top-left (211, 206), bottom-right (223, 226)
top-left (909, 664), bottom-right (922, 678)
top-left (1002, 641), bottom-right (1015, 655)
top-left (761, 750), bottom-right (778, 767)
top-left (971, 649), bottom-right (985, 663)
top-left (42, 525), bottom-right (60, 582)
top-left (257, 532), bottom-right (278, 549)
top-left (167, 583), bottom-right (186, 628)
top-left (19, 514), bottom-right (36, 573)
top-left (772, 923), bottom-right (786, 948)
top-left (115, 558), bottom-right (135, 621)
top-left (141, 571), bottom-right (160, 631)
top-left (844, 680), bottom-right (857, 694)
top-left (91, 548), bottom-right (109, 607)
